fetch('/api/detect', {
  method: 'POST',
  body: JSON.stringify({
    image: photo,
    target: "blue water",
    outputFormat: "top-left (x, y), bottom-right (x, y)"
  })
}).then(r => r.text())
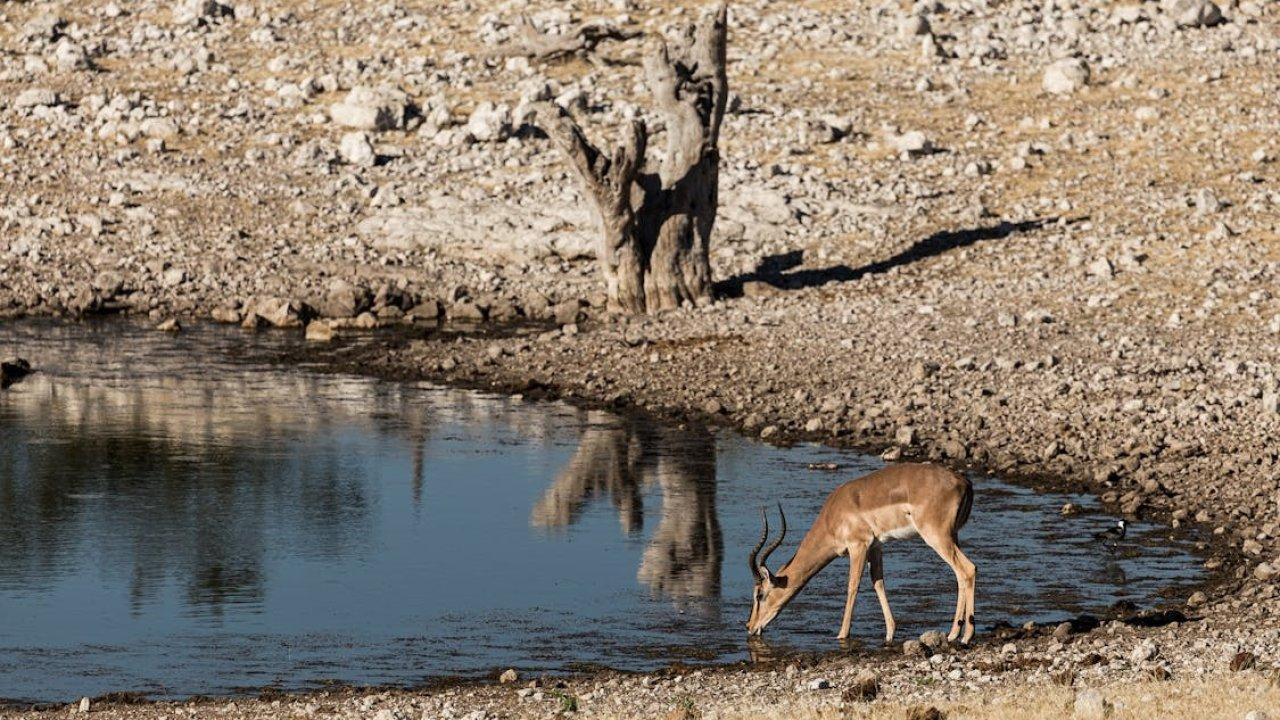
top-left (0, 322), bottom-right (1203, 702)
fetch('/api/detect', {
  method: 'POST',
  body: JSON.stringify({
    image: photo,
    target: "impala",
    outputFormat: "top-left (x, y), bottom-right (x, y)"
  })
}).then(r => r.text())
top-left (746, 463), bottom-right (977, 644)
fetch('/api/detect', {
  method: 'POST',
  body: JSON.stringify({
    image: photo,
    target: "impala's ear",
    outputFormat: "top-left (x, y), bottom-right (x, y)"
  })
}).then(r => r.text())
top-left (759, 567), bottom-right (787, 589)
top-left (758, 566), bottom-right (774, 587)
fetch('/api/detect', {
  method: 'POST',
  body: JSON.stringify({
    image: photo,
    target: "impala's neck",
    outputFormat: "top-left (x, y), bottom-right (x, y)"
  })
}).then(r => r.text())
top-left (775, 524), bottom-right (840, 594)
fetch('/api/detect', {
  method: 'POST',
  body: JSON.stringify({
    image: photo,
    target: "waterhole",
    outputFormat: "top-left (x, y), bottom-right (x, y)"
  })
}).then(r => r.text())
top-left (0, 322), bottom-right (1204, 702)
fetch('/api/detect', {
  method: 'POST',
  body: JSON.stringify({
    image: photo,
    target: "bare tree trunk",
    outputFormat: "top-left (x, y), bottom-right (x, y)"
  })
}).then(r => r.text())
top-left (535, 5), bottom-right (728, 314)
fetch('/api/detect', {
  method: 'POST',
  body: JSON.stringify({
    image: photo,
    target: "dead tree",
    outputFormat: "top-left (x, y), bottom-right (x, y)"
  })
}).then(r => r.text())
top-left (535, 5), bottom-right (728, 314)
top-left (498, 15), bottom-right (640, 62)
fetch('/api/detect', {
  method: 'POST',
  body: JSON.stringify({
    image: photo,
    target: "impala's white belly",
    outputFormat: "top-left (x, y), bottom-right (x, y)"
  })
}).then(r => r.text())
top-left (878, 524), bottom-right (918, 542)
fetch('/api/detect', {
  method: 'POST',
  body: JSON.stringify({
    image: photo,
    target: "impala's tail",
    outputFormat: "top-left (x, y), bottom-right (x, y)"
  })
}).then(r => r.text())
top-left (953, 477), bottom-right (974, 537)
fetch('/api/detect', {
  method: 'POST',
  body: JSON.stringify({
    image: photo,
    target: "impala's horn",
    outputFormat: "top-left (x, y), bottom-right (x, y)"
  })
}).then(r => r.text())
top-left (748, 506), bottom-right (769, 580)
top-left (758, 503), bottom-right (787, 569)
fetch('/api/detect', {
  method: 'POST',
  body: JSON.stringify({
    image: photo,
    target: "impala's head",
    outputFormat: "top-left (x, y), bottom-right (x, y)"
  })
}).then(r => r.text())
top-left (746, 504), bottom-right (793, 636)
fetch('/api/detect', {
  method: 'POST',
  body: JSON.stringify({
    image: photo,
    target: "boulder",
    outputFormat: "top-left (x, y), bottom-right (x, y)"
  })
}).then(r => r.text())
top-left (1073, 689), bottom-right (1110, 719)
top-left (305, 320), bottom-right (334, 342)
top-left (243, 297), bottom-right (314, 328)
top-left (1043, 58), bottom-right (1090, 95)
top-left (318, 279), bottom-right (372, 318)
top-left (466, 102), bottom-right (512, 143)
top-left (1163, 0), bottom-right (1224, 27)
top-left (14, 88), bottom-right (60, 109)
top-left (52, 40), bottom-right (92, 71)
top-left (330, 86), bottom-right (411, 131)
top-left (339, 131), bottom-right (376, 166)
top-left (141, 118), bottom-right (180, 140)
top-left (210, 307), bottom-right (242, 324)
top-left (842, 671), bottom-right (879, 701)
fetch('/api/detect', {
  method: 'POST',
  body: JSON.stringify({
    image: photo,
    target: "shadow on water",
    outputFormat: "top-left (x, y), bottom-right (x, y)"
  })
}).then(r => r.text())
top-left (0, 321), bottom-right (1205, 703)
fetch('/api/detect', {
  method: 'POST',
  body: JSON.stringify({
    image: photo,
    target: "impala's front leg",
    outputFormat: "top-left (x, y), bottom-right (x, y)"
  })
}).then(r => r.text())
top-left (869, 541), bottom-right (895, 644)
top-left (837, 543), bottom-right (868, 640)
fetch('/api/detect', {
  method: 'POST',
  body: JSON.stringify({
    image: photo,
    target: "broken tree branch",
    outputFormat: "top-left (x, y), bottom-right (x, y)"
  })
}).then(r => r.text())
top-left (498, 15), bottom-right (641, 61)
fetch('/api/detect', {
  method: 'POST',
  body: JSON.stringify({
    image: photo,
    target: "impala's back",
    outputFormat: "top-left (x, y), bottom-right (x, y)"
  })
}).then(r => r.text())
top-left (820, 463), bottom-right (972, 548)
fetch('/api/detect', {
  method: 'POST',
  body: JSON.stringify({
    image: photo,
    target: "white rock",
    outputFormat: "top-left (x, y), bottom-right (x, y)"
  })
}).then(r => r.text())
top-left (140, 118), bottom-right (179, 140)
top-left (1074, 689), bottom-right (1110, 719)
top-left (898, 14), bottom-right (931, 40)
top-left (806, 678), bottom-right (831, 690)
top-left (1130, 641), bottom-right (1159, 663)
top-left (52, 41), bottom-right (91, 71)
top-left (161, 268), bottom-right (187, 287)
top-left (1113, 5), bottom-right (1147, 23)
top-left (339, 131), bottom-right (376, 166)
top-left (1043, 58), bottom-right (1090, 95)
top-left (1164, 0), bottom-right (1224, 27)
top-left (14, 88), bottom-right (60, 109)
top-left (890, 130), bottom-right (934, 156)
top-left (330, 86), bottom-right (409, 131)
top-left (1088, 256), bottom-right (1114, 279)
top-left (174, 0), bottom-right (229, 25)
top-left (466, 102), bottom-right (513, 143)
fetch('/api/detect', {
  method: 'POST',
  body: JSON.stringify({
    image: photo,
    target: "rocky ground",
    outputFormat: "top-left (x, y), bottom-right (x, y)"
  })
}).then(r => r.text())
top-left (2, 0), bottom-right (1280, 716)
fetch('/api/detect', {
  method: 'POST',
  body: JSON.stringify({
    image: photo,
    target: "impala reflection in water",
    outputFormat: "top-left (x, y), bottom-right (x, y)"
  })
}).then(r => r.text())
top-left (0, 323), bottom-right (1204, 703)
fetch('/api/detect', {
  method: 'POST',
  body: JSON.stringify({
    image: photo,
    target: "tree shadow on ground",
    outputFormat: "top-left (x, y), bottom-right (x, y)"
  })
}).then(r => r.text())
top-left (716, 217), bottom-right (1065, 298)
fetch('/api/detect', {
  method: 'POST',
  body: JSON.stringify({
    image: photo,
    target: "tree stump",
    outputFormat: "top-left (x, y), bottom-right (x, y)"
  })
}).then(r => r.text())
top-left (535, 5), bottom-right (728, 314)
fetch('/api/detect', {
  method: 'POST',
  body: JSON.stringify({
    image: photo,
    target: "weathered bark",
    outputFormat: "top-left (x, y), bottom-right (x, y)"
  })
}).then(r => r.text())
top-left (497, 15), bottom-right (640, 62)
top-left (535, 5), bottom-right (728, 314)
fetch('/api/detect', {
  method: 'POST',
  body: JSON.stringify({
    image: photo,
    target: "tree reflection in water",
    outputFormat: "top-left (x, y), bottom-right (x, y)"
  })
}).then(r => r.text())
top-left (532, 412), bottom-right (723, 603)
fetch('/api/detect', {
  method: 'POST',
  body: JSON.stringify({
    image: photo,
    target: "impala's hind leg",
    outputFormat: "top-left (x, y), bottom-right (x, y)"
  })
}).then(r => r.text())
top-left (869, 540), bottom-right (895, 644)
top-left (918, 527), bottom-right (977, 644)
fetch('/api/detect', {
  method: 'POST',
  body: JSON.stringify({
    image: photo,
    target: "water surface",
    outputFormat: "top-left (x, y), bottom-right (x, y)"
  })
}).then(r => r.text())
top-left (0, 322), bottom-right (1203, 702)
